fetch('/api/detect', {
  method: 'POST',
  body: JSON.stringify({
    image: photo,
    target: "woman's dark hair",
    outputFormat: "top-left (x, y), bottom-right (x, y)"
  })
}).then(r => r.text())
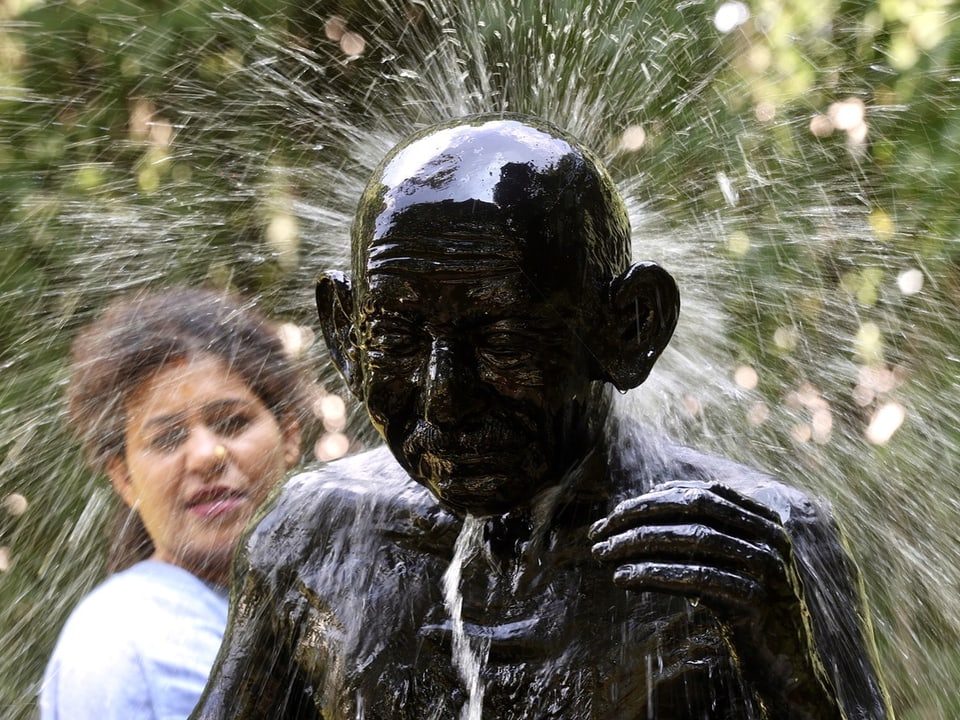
top-left (67, 287), bottom-right (311, 573)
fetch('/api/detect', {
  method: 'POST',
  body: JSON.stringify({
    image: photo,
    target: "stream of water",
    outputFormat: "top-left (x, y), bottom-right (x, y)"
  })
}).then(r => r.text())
top-left (442, 515), bottom-right (490, 720)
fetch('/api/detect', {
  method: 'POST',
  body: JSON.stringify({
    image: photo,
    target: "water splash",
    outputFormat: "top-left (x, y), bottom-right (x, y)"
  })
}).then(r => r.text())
top-left (2, 1), bottom-right (958, 717)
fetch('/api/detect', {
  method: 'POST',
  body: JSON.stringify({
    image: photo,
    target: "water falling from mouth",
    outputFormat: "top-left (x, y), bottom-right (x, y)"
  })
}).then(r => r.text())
top-left (442, 515), bottom-right (491, 720)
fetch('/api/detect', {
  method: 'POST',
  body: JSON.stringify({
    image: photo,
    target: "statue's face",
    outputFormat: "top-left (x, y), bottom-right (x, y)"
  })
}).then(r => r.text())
top-left (318, 116), bottom-right (678, 514)
top-left (354, 230), bottom-right (600, 515)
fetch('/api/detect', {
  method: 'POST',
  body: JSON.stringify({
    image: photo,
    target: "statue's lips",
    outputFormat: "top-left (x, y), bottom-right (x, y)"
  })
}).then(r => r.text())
top-left (418, 450), bottom-right (513, 479)
top-left (403, 422), bottom-right (534, 484)
top-left (422, 450), bottom-right (503, 465)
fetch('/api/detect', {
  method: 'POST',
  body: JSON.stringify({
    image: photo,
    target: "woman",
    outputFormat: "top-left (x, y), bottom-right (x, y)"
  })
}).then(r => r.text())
top-left (40, 287), bottom-right (309, 720)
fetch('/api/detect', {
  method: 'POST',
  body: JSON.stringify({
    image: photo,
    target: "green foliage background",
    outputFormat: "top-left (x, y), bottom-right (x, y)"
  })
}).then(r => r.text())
top-left (1, 0), bottom-right (958, 717)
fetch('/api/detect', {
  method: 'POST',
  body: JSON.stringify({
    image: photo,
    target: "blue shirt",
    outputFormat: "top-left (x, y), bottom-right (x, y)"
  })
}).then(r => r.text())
top-left (40, 560), bottom-right (228, 720)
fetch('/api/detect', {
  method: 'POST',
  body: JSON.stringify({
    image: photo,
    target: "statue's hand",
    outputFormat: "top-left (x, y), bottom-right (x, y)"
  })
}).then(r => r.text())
top-left (589, 480), bottom-right (839, 719)
top-left (589, 479), bottom-right (795, 608)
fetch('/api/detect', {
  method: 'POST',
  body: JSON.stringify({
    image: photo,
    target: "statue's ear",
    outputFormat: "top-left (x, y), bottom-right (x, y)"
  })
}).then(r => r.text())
top-left (316, 271), bottom-right (363, 398)
top-left (595, 262), bottom-right (680, 392)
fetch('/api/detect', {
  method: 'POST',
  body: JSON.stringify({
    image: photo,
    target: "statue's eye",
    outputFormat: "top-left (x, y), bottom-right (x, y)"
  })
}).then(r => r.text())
top-left (477, 331), bottom-right (534, 370)
top-left (363, 319), bottom-right (424, 358)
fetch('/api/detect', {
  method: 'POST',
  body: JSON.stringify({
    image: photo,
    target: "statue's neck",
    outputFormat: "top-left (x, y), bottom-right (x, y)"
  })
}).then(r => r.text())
top-left (478, 443), bottom-right (611, 563)
top-left (451, 390), bottom-right (617, 562)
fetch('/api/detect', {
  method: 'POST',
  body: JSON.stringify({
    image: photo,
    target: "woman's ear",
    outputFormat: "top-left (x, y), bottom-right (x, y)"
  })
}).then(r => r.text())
top-left (106, 456), bottom-right (138, 509)
top-left (281, 418), bottom-right (303, 470)
top-left (595, 262), bottom-right (680, 392)
top-left (316, 271), bottom-right (363, 398)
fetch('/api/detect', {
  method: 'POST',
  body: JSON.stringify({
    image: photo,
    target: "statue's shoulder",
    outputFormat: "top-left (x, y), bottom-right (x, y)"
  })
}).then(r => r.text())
top-left (667, 444), bottom-right (829, 526)
top-left (610, 420), bottom-right (831, 527)
top-left (242, 445), bottom-right (436, 568)
top-left (276, 445), bottom-right (417, 507)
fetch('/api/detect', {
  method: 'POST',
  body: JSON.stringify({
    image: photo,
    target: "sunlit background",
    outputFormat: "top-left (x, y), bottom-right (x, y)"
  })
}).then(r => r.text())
top-left (2, 0), bottom-right (958, 717)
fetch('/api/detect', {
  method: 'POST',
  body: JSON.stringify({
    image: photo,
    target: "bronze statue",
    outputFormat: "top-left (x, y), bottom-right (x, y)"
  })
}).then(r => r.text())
top-left (192, 114), bottom-right (891, 719)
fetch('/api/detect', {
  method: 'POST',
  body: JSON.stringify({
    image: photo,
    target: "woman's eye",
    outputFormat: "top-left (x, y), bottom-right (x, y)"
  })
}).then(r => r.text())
top-left (212, 412), bottom-right (252, 437)
top-left (149, 426), bottom-right (188, 452)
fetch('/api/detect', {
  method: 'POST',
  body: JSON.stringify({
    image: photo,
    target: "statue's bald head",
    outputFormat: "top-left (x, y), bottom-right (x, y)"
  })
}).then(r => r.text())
top-left (351, 114), bottom-right (632, 298)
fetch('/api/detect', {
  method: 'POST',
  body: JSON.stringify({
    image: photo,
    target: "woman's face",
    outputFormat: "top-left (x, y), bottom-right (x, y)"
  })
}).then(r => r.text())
top-left (107, 354), bottom-right (300, 585)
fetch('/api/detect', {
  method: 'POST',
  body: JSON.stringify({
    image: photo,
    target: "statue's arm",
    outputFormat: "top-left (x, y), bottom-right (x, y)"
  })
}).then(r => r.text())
top-left (785, 500), bottom-right (893, 720)
top-left (716, 491), bottom-right (892, 720)
top-left (590, 470), bottom-right (892, 719)
top-left (190, 497), bottom-right (321, 720)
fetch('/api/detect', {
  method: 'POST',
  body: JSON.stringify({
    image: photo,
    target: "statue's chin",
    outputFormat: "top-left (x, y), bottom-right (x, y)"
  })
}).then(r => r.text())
top-left (399, 445), bottom-right (553, 516)
top-left (425, 472), bottom-right (547, 518)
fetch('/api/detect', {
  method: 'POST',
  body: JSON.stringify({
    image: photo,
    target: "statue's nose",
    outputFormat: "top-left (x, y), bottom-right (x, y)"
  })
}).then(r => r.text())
top-left (423, 338), bottom-right (469, 426)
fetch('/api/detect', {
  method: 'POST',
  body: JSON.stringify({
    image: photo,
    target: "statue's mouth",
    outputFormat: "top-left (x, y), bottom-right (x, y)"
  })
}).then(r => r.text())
top-left (402, 419), bottom-right (525, 464)
top-left (418, 450), bottom-right (509, 481)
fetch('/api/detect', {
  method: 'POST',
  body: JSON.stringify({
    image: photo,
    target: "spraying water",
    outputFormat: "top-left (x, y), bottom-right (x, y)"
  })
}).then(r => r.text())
top-left (2, 1), bottom-right (958, 717)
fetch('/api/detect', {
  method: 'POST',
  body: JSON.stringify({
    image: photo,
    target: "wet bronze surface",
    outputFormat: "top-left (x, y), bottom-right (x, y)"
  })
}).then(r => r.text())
top-left (192, 115), bottom-right (890, 719)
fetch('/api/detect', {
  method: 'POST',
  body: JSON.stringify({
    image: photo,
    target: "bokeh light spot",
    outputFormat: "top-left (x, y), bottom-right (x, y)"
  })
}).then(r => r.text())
top-left (727, 231), bottom-right (751, 256)
top-left (266, 213), bottom-right (300, 270)
top-left (854, 364), bottom-right (901, 407)
top-left (734, 365), bottom-right (758, 390)
top-left (869, 209), bottom-right (895, 242)
top-left (828, 98), bottom-right (865, 131)
top-left (3, 493), bottom-right (28, 516)
top-left (340, 32), bottom-right (366, 57)
top-left (316, 432), bottom-right (350, 461)
top-left (747, 401), bottom-right (769, 426)
top-left (325, 15), bottom-right (347, 41)
top-left (74, 165), bottom-right (105, 191)
top-left (773, 325), bottom-right (798, 352)
top-left (713, 1), bottom-right (749, 33)
top-left (319, 394), bottom-right (346, 421)
top-left (811, 408), bottom-right (833, 444)
top-left (897, 268), bottom-right (924, 295)
top-left (276, 323), bottom-right (313, 359)
top-left (855, 322), bottom-right (883, 364)
top-left (791, 423), bottom-right (812, 443)
top-left (809, 114), bottom-right (834, 137)
top-left (619, 125), bottom-right (646, 151)
top-left (137, 166), bottom-right (160, 193)
top-left (319, 394), bottom-right (347, 433)
top-left (754, 100), bottom-right (775, 122)
top-left (866, 402), bottom-right (906, 445)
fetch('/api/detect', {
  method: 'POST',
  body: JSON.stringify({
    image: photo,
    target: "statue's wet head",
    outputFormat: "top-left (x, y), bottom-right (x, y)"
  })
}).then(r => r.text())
top-left (317, 114), bottom-right (679, 516)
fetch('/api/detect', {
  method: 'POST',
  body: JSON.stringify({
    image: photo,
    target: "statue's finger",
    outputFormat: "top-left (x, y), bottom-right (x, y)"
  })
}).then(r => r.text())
top-left (592, 523), bottom-right (786, 584)
top-left (611, 561), bottom-right (764, 611)
top-left (656, 479), bottom-right (783, 524)
top-left (590, 485), bottom-right (790, 556)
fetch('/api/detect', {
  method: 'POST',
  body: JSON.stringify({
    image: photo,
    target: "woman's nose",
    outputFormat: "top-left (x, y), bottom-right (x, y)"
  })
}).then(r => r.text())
top-left (184, 425), bottom-right (227, 474)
